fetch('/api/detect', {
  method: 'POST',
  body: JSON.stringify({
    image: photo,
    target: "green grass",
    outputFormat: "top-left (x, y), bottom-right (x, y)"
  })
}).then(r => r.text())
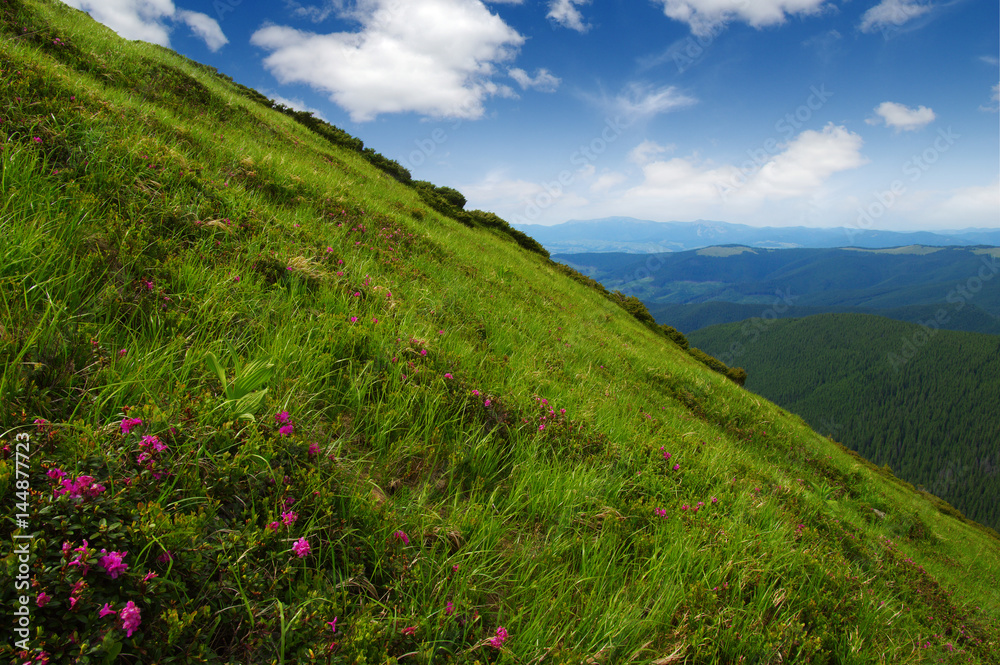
top-left (2, 1), bottom-right (999, 663)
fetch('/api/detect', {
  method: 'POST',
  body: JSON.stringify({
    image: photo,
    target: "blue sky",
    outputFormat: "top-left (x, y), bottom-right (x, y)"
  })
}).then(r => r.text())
top-left (63, 0), bottom-right (999, 231)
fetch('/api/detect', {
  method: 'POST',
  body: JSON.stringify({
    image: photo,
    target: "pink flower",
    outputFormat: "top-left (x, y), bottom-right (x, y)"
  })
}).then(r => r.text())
top-left (472, 390), bottom-right (480, 396)
top-left (446, 601), bottom-right (454, 616)
top-left (401, 626), bottom-right (417, 636)
top-left (47, 468), bottom-right (67, 481)
top-left (419, 349), bottom-right (427, 357)
top-left (327, 617), bottom-right (337, 633)
top-left (393, 530), bottom-right (409, 545)
top-left (34, 418), bottom-right (47, 431)
top-left (99, 549), bottom-right (129, 579)
top-left (350, 316), bottom-right (357, 323)
top-left (36, 592), bottom-right (51, 607)
top-left (673, 464), bottom-right (680, 471)
top-left (444, 373), bottom-right (453, 379)
top-left (663, 451), bottom-right (672, 460)
top-left (32, 136), bottom-right (42, 143)
top-left (711, 496), bottom-right (718, 504)
top-left (489, 626), bottom-right (508, 649)
top-left (267, 521), bottom-right (280, 531)
top-left (308, 443), bottom-right (320, 457)
top-left (119, 601), bottom-right (141, 637)
top-left (156, 550), bottom-right (172, 564)
top-left (278, 424), bottom-right (294, 436)
top-left (120, 417), bottom-right (143, 434)
top-left (281, 510), bottom-right (298, 526)
top-left (484, 399), bottom-right (491, 407)
top-left (99, 603), bottom-right (117, 618)
top-left (275, 411), bottom-right (290, 424)
top-left (292, 537), bottom-right (311, 558)
top-left (538, 424), bottom-right (545, 431)
top-left (141, 435), bottom-right (168, 452)
top-left (142, 571), bottom-right (158, 582)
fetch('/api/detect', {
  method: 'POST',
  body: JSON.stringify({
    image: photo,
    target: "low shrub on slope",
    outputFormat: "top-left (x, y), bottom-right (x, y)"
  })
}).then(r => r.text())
top-left (1, 1), bottom-right (999, 663)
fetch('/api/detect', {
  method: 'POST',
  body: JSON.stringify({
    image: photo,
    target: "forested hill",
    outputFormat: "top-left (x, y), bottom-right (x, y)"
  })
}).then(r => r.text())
top-left (689, 313), bottom-right (1000, 531)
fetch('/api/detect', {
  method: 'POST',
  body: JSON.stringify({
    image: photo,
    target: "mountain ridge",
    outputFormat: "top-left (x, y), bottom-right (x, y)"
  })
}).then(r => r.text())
top-left (518, 217), bottom-right (1000, 253)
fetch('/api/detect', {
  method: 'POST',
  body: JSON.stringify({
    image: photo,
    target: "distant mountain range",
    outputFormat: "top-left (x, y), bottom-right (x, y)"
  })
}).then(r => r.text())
top-left (516, 217), bottom-right (1000, 254)
top-left (556, 245), bottom-right (1000, 335)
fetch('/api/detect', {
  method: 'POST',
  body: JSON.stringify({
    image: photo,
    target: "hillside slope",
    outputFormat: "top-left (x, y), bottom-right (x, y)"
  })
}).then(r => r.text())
top-left (689, 313), bottom-right (1000, 531)
top-left (2, 2), bottom-right (1000, 663)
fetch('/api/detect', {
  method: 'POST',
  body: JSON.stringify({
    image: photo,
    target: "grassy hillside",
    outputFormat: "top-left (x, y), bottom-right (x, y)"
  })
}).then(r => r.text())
top-left (2, 1), bottom-right (1000, 663)
top-left (689, 313), bottom-right (1000, 532)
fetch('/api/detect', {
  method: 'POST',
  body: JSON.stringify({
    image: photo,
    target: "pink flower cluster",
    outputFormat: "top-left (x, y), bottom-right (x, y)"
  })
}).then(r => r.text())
top-left (136, 435), bottom-right (169, 478)
top-left (53, 473), bottom-right (105, 500)
top-left (489, 626), bottom-right (508, 649)
top-left (530, 396), bottom-right (570, 434)
top-left (393, 530), bottom-right (410, 545)
top-left (98, 549), bottom-right (129, 579)
top-left (292, 537), bottom-right (311, 558)
top-left (275, 411), bottom-right (294, 436)
top-left (120, 417), bottom-right (143, 434)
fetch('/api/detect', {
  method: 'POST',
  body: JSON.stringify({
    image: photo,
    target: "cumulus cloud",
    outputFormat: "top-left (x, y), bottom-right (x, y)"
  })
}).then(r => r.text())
top-left (629, 123), bottom-right (866, 206)
top-left (509, 68), bottom-right (560, 92)
top-left (866, 101), bottom-right (936, 131)
top-left (613, 82), bottom-right (697, 120)
top-left (547, 0), bottom-right (590, 32)
top-left (61, 0), bottom-right (227, 51)
top-left (251, 0), bottom-right (524, 121)
top-left (859, 0), bottom-right (932, 34)
top-left (463, 124), bottom-right (865, 226)
top-left (655, 0), bottom-right (830, 37)
top-left (175, 10), bottom-right (228, 51)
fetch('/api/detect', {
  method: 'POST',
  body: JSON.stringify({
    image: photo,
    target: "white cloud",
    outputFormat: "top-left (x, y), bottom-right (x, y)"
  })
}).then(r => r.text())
top-left (859, 0), bottom-right (932, 34)
top-left (251, 0), bottom-right (524, 122)
top-left (981, 83), bottom-right (999, 113)
top-left (613, 82), bottom-right (697, 120)
top-left (464, 124), bottom-right (866, 226)
top-left (547, 0), bottom-right (590, 32)
top-left (175, 9), bottom-right (228, 51)
top-left (655, 0), bottom-right (831, 37)
top-left (866, 101), bottom-right (935, 131)
top-left (509, 68), bottom-right (560, 92)
top-left (591, 171), bottom-right (627, 191)
top-left (890, 179), bottom-right (1000, 227)
top-left (629, 140), bottom-right (674, 165)
top-left (61, 0), bottom-right (226, 51)
top-left (627, 123), bottom-right (866, 209)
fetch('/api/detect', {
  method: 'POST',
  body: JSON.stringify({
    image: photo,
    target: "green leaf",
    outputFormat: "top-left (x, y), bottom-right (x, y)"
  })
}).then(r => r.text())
top-left (204, 352), bottom-right (229, 395)
top-left (231, 360), bottom-right (274, 400)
